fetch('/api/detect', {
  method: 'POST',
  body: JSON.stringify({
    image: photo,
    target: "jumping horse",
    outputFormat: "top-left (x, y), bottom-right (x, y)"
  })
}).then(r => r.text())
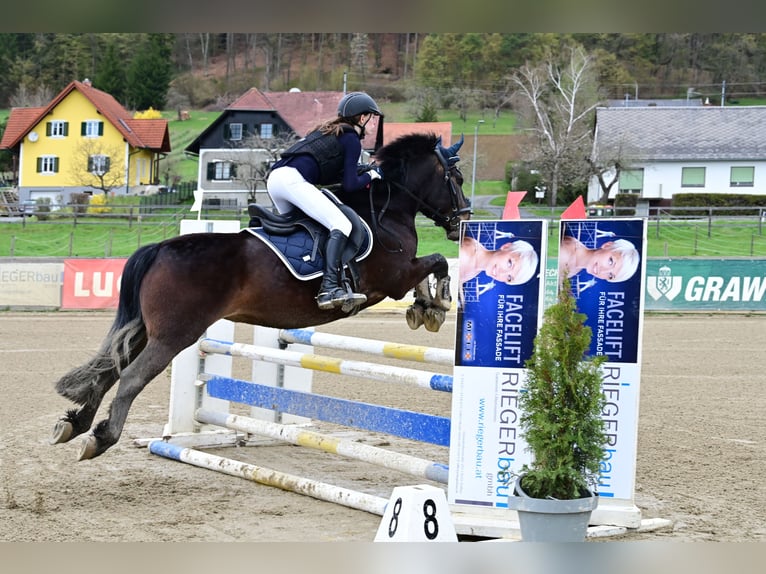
top-left (51, 133), bottom-right (471, 460)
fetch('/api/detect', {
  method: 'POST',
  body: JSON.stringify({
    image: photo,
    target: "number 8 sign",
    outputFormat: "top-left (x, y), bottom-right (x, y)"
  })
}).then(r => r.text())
top-left (375, 485), bottom-right (457, 542)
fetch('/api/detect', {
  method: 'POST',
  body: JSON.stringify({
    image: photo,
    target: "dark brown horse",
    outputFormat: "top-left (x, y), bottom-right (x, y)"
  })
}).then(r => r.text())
top-left (51, 133), bottom-right (470, 460)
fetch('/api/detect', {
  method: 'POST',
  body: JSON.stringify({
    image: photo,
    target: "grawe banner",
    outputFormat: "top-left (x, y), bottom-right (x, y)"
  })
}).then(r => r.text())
top-left (448, 219), bottom-right (547, 509)
top-left (61, 258), bottom-right (127, 309)
top-left (558, 218), bottom-right (647, 510)
top-left (645, 258), bottom-right (766, 311)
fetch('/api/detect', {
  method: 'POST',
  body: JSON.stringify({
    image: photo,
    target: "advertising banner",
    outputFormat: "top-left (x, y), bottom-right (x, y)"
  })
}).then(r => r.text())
top-left (645, 258), bottom-right (766, 311)
top-left (0, 262), bottom-right (63, 307)
top-left (558, 218), bottom-right (647, 501)
top-left (61, 258), bottom-right (127, 309)
top-left (448, 220), bottom-right (547, 509)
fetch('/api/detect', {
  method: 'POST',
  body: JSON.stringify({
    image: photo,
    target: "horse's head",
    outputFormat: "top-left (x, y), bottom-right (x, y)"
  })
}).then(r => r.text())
top-left (375, 133), bottom-right (471, 241)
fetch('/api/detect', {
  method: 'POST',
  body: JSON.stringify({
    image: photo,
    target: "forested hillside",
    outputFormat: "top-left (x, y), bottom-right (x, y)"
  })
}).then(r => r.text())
top-left (2, 33), bottom-right (766, 112)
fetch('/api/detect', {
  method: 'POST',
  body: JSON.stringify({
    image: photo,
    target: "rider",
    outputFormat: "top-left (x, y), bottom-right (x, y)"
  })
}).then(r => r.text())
top-left (266, 91), bottom-right (383, 310)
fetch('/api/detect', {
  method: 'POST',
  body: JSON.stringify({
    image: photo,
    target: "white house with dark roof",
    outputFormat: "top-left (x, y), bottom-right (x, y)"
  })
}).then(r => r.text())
top-left (587, 105), bottom-right (766, 207)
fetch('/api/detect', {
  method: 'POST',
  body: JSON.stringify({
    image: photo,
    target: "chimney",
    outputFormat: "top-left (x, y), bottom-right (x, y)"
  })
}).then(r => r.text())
top-left (83, 78), bottom-right (92, 87)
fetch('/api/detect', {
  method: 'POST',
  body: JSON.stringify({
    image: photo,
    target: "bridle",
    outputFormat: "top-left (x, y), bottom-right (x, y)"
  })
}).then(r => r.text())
top-left (376, 145), bottom-right (469, 222)
top-left (367, 148), bottom-right (470, 252)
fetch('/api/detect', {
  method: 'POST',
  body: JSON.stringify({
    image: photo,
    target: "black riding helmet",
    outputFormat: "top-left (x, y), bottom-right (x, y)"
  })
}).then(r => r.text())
top-left (337, 91), bottom-right (382, 119)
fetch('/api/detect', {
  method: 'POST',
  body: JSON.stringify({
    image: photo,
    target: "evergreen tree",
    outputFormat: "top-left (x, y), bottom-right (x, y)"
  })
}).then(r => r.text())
top-left (95, 42), bottom-right (127, 104)
top-left (126, 33), bottom-right (174, 110)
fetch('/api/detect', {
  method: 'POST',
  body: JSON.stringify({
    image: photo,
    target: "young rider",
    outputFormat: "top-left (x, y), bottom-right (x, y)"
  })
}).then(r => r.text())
top-left (267, 91), bottom-right (383, 310)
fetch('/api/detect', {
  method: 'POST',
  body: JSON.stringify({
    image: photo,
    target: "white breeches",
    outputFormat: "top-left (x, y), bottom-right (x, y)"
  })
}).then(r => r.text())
top-left (267, 166), bottom-right (352, 236)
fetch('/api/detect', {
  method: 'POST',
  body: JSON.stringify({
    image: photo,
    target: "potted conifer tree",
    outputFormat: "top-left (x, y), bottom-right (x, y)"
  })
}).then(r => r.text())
top-left (507, 276), bottom-right (608, 542)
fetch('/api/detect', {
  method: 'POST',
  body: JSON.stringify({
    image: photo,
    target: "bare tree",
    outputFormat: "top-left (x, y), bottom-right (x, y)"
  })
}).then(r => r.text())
top-left (67, 139), bottom-right (126, 195)
top-left (231, 132), bottom-right (299, 202)
top-left (509, 45), bottom-right (602, 207)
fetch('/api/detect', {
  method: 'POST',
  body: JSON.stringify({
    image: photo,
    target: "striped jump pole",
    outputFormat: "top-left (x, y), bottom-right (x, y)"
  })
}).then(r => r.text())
top-left (200, 338), bottom-right (453, 393)
top-left (278, 328), bottom-right (454, 366)
top-left (148, 440), bottom-right (388, 516)
top-left (195, 407), bottom-right (449, 484)
top-left (204, 375), bottom-right (451, 446)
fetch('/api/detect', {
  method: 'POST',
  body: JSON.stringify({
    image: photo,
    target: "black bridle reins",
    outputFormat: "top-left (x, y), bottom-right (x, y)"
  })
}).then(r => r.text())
top-left (368, 145), bottom-right (469, 250)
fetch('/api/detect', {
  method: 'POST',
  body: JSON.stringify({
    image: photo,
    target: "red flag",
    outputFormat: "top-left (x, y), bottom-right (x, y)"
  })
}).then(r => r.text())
top-left (501, 191), bottom-right (527, 220)
top-left (561, 196), bottom-right (587, 220)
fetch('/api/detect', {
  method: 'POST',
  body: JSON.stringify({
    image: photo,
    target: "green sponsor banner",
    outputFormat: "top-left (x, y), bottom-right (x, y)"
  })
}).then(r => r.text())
top-left (545, 258), bottom-right (766, 312)
top-left (644, 259), bottom-right (766, 311)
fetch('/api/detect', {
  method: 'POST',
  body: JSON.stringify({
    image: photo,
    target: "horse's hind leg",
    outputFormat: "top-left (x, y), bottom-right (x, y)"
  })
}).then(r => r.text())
top-left (77, 339), bottom-right (177, 460)
top-left (51, 372), bottom-right (117, 444)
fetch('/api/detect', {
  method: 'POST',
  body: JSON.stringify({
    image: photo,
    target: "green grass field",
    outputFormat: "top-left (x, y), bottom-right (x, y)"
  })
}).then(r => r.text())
top-left (4, 105), bottom-right (766, 259)
top-left (4, 206), bottom-right (766, 259)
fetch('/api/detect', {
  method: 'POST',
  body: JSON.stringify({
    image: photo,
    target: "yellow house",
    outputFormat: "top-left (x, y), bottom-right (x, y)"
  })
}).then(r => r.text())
top-left (0, 79), bottom-right (170, 206)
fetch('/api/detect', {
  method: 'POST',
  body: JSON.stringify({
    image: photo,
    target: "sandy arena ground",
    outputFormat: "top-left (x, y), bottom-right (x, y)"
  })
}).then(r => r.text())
top-left (0, 310), bottom-right (764, 542)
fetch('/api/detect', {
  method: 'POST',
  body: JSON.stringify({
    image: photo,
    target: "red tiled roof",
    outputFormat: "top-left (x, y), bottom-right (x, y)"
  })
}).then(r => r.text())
top-left (228, 88), bottom-right (276, 111)
top-left (0, 107), bottom-right (45, 149)
top-left (232, 88), bottom-right (380, 150)
top-left (125, 119), bottom-right (171, 152)
top-left (0, 80), bottom-right (169, 152)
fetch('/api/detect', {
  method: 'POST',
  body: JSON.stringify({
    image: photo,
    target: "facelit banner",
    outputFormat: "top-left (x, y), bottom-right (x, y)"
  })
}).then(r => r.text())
top-left (448, 219), bottom-right (547, 509)
top-left (449, 218), bottom-right (648, 514)
top-left (559, 218), bottom-right (647, 502)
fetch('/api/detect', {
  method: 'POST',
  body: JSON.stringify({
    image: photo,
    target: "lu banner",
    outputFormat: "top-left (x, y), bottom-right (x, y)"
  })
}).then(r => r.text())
top-left (448, 220), bottom-right (547, 509)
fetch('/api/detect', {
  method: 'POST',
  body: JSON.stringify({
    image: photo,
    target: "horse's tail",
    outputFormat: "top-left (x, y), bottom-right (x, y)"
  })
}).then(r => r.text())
top-left (55, 243), bottom-right (162, 405)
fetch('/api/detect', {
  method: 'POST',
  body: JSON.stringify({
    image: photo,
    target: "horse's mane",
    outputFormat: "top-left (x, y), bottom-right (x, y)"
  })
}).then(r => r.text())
top-left (374, 133), bottom-right (439, 181)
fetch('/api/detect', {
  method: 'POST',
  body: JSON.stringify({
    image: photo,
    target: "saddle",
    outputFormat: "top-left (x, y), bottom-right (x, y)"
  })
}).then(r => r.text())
top-left (244, 189), bottom-right (372, 286)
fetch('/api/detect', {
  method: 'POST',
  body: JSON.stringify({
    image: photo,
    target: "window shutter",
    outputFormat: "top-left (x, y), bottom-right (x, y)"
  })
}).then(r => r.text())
top-left (105, 157), bottom-right (110, 172)
top-left (87, 156), bottom-right (94, 172)
top-left (231, 163), bottom-right (238, 177)
top-left (63, 122), bottom-right (69, 136)
top-left (98, 122), bottom-right (104, 136)
top-left (207, 163), bottom-right (216, 180)
top-left (224, 124), bottom-right (231, 139)
top-left (37, 157), bottom-right (42, 173)
top-left (46, 122), bottom-right (52, 136)
top-left (81, 122), bottom-right (87, 136)
top-left (53, 157), bottom-right (59, 173)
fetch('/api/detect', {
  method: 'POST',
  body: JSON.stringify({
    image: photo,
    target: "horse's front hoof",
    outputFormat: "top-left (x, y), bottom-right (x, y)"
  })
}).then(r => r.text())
top-left (77, 433), bottom-right (99, 461)
top-left (423, 308), bottom-right (445, 332)
top-left (405, 304), bottom-right (424, 330)
top-left (50, 419), bottom-right (74, 444)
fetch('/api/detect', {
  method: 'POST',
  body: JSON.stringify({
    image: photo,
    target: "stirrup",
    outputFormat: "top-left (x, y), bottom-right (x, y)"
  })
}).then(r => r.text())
top-left (316, 287), bottom-right (347, 310)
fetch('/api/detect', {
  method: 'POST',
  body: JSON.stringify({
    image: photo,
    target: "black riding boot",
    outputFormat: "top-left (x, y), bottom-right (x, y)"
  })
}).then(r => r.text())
top-left (316, 230), bottom-right (366, 310)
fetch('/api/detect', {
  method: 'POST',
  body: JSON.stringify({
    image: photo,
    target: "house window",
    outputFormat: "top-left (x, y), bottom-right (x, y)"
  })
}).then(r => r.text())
top-left (36, 156), bottom-right (60, 174)
top-left (730, 166), bottom-right (754, 187)
top-left (681, 167), bottom-right (705, 187)
top-left (259, 123), bottom-right (274, 139)
top-left (81, 120), bottom-right (104, 137)
top-left (88, 154), bottom-right (111, 175)
top-left (619, 169), bottom-right (644, 193)
top-left (46, 120), bottom-right (69, 137)
top-left (207, 161), bottom-right (237, 180)
top-left (226, 123), bottom-right (243, 141)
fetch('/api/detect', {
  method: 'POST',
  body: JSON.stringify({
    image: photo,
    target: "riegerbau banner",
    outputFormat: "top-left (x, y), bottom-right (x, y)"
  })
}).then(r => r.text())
top-left (558, 218), bottom-right (647, 501)
top-left (0, 262), bottom-right (63, 307)
top-left (448, 219), bottom-right (547, 509)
